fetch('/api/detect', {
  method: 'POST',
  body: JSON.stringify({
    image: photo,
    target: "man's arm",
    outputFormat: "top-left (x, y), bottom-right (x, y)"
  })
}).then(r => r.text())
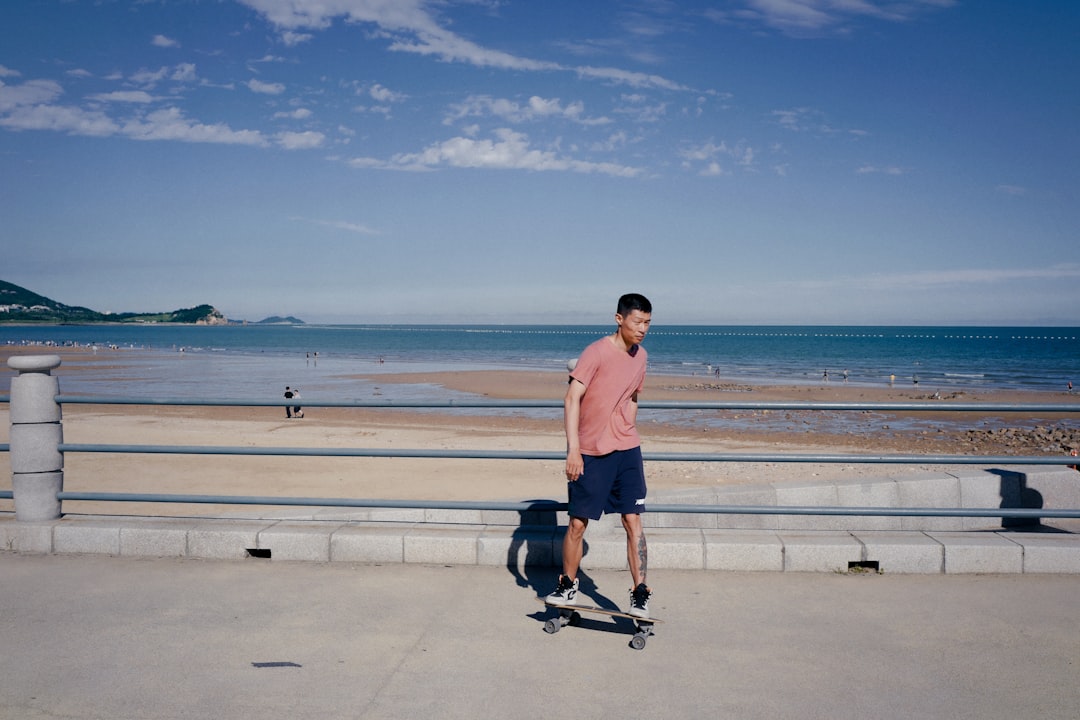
top-left (564, 378), bottom-right (587, 481)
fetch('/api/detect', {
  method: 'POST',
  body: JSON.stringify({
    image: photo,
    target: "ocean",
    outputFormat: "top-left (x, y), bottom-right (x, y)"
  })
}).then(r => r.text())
top-left (3, 324), bottom-right (1079, 403)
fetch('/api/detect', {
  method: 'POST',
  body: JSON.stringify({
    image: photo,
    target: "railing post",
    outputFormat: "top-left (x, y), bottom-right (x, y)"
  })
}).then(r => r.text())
top-left (8, 355), bottom-right (64, 521)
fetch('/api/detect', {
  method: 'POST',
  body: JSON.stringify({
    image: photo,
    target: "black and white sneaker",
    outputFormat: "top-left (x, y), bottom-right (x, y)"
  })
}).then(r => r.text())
top-left (629, 583), bottom-right (651, 618)
top-left (544, 575), bottom-right (579, 605)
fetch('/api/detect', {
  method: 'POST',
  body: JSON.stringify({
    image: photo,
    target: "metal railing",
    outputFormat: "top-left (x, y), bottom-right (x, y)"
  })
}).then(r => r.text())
top-left (3, 357), bottom-right (1080, 521)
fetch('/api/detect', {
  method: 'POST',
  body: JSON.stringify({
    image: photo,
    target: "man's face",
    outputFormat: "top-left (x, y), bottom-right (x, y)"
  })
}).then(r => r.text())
top-left (617, 309), bottom-right (652, 346)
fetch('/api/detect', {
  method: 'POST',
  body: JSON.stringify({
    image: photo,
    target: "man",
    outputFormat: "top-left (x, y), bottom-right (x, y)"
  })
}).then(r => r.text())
top-left (545, 293), bottom-right (653, 618)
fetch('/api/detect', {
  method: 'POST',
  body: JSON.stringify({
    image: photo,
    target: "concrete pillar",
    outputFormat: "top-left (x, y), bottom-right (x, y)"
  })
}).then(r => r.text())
top-left (8, 355), bottom-right (64, 521)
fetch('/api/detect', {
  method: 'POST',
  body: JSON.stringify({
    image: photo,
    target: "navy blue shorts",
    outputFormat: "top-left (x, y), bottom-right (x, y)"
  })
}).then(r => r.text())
top-left (567, 447), bottom-right (647, 520)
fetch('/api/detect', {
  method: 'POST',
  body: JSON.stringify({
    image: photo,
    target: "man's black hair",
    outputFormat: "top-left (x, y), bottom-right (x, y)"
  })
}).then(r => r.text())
top-left (617, 293), bottom-right (652, 316)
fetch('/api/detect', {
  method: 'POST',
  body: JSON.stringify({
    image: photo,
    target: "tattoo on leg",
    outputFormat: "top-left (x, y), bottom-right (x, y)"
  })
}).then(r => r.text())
top-left (637, 534), bottom-right (648, 583)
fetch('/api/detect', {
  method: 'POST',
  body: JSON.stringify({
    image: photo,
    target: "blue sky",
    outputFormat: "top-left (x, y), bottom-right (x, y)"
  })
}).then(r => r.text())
top-left (1, 1), bottom-right (1077, 325)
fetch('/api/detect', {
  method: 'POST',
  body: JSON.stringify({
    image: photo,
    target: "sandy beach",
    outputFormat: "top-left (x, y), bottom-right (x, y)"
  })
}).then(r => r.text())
top-left (3, 347), bottom-right (1079, 518)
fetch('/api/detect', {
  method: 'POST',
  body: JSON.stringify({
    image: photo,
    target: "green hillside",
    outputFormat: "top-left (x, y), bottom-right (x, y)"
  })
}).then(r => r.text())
top-left (0, 280), bottom-right (226, 325)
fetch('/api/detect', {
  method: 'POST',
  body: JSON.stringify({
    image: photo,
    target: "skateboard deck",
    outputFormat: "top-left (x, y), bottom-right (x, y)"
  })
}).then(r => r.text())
top-left (535, 597), bottom-right (662, 650)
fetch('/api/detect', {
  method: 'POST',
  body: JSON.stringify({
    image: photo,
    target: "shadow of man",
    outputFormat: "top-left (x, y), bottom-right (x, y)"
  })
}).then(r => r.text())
top-left (507, 500), bottom-right (561, 593)
top-left (990, 469), bottom-right (1044, 530)
top-left (508, 501), bottom-right (620, 614)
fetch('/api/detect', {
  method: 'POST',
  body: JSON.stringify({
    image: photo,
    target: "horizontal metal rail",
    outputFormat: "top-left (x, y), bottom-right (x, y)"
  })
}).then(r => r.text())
top-left (56, 442), bottom-right (1080, 466)
top-left (57, 492), bottom-right (560, 511)
top-left (51, 492), bottom-right (1080, 519)
top-left (51, 395), bottom-right (1080, 412)
top-left (56, 396), bottom-right (561, 408)
top-left (4, 394), bottom-right (1078, 520)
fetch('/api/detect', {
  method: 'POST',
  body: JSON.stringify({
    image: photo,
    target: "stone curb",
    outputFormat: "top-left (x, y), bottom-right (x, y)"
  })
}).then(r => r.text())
top-left (3, 466), bottom-right (1078, 573)
top-left (3, 512), bottom-right (1079, 574)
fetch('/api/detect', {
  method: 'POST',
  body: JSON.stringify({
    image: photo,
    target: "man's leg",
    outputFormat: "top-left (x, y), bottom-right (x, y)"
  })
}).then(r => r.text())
top-left (545, 516), bottom-right (588, 604)
top-left (623, 513), bottom-right (652, 618)
top-left (562, 516), bottom-right (588, 580)
top-left (622, 513), bottom-right (647, 587)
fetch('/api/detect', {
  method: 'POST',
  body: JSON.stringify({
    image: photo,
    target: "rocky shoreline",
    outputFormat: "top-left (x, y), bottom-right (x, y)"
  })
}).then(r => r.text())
top-left (962, 426), bottom-right (1080, 457)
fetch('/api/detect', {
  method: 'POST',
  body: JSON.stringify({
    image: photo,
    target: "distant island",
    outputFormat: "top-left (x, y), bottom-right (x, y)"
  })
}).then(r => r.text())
top-left (254, 315), bottom-right (306, 325)
top-left (0, 280), bottom-right (303, 326)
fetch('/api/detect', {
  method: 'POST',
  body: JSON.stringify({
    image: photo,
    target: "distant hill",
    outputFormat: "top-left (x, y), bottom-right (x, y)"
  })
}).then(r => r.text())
top-left (254, 316), bottom-right (305, 325)
top-left (0, 279), bottom-right (228, 325)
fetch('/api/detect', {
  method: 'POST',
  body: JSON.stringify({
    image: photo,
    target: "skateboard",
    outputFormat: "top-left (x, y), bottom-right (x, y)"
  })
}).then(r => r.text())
top-left (536, 597), bottom-right (663, 650)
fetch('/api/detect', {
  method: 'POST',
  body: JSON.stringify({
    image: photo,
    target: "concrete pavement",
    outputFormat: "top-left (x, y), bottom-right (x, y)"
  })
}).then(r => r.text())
top-left (2, 553), bottom-right (1078, 719)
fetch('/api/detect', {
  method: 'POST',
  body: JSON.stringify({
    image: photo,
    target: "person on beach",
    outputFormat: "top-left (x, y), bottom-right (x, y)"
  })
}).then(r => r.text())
top-left (291, 387), bottom-right (303, 419)
top-left (283, 386), bottom-right (303, 418)
top-left (544, 293), bottom-right (654, 618)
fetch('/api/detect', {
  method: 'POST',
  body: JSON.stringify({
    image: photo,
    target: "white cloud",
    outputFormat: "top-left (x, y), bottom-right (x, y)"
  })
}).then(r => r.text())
top-left (369, 83), bottom-right (407, 103)
top-left (129, 63), bottom-right (198, 88)
top-left (345, 156), bottom-right (386, 169)
top-left (387, 128), bottom-right (642, 177)
top-left (237, 0), bottom-right (410, 32)
top-left (679, 139), bottom-right (755, 175)
top-left (236, 0), bottom-right (686, 91)
top-left (719, 0), bottom-right (957, 36)
top-left (679, 140), bottom-right (724, 162)
top-left (247, 78), bottom-right (286, 95)
top-left (273, 108), bottom-right (313, 120)
top-left (152, 34), bottom-right (180, 48)
top-left (575, 65), bottom-right (687, 91)
top-left (589, 130), bottom-right (634, 153)
top-left (0, 65), bottom-right (23, 78)
top-left (122, 107), bottom-right (267, 146)
top-left (444, 95), bottom-right (609, 126)
top-left (390, 29), bottom-right (560, 72)
top-left (130, 66), bottom-right (169, 87)
top-left (276, 129), bottom-right (325, 149)
top-left (89, 91), bottom-right (156, 104)
top-left (856, 164), bottom-right (905, 175)
top-left (770, 106), bottom-right (827, 131)
top-left (0, 78), bottom-right (63, 112)
top-left (171, 63), bottom-right (197, 83)
top-left (0, 75), bottom-right (270, 146)
top-left (0, 102), bottom-right (119, 136)
top-left (238, 0), bottom-right (556, 70)
top-left (291, 216), bottom-right (381, 235)
top-left (281, 31), bottom-right (313, 46)
top-left (613, 94), bottom-right (667, 123)
top-left (700, 161), bottom-right (724, 177)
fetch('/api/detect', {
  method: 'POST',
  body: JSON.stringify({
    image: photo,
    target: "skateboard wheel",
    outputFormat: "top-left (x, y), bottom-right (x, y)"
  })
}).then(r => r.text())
top-left (568, 611), bottom-right (581, 626)
top-left (630, 634), bottom-right (647, 650)
top-left (544, 618), bottom-right (561, 634)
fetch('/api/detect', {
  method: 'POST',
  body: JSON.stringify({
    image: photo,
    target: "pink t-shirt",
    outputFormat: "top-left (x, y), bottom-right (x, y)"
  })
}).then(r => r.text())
top-left (570, 336), bottom-right (647, 456)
